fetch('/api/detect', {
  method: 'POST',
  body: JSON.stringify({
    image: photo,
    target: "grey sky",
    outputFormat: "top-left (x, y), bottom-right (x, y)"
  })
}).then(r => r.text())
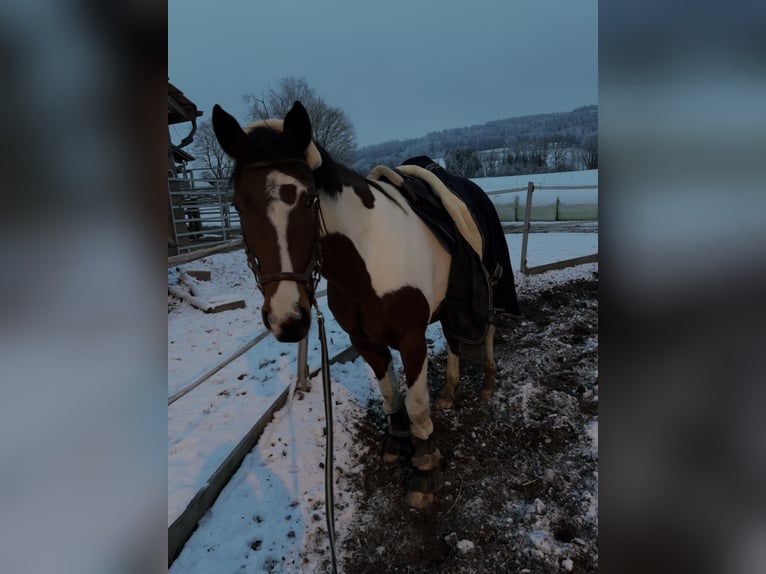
top-left (169, 0), bottom-right (597, 148)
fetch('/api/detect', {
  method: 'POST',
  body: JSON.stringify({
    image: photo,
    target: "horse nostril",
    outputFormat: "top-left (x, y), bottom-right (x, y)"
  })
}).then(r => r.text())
top-left (276, 308), bottom-right (310, 343)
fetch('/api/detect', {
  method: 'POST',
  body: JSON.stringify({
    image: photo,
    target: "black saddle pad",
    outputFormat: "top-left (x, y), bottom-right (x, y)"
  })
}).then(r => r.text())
top-left (401, 156), bottom-right (522, 318)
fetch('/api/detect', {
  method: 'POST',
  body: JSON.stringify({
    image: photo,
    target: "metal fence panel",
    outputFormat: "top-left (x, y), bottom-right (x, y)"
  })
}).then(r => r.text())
top-left (168, 176), bottom-right (241, 255)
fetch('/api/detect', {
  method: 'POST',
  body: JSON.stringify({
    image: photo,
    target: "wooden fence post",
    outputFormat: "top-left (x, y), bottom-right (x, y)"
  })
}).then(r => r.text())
top-left (519, 181), bottom-right (534, 274)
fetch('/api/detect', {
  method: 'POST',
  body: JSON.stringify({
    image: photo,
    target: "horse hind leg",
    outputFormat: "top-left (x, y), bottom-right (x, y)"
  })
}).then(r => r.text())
top-left (436, 344), bottom-right (460, 410)
top-left (480, 323), bottom-right (498, 400)
top-left (435, 327), bottom-right (460, 410)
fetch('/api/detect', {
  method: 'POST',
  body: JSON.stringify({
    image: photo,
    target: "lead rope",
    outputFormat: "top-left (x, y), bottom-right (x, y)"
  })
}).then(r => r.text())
top-left (313, 300), bottom-right (338, 574)
top-left (308, 196), bottom-right (338, 573)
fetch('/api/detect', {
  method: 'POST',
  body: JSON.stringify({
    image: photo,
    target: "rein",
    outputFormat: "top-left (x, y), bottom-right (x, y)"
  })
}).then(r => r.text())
top-left (239, 157), bottom-right (338, 573)
top-left (313, 301), bottom-right (338, 574)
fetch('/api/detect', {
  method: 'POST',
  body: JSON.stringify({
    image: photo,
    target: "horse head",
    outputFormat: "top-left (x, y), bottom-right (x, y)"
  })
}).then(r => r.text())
top-left (212, 101), bottom-right (321, 342)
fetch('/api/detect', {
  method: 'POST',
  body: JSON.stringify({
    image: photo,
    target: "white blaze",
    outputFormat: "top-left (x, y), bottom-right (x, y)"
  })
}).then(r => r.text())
top-left (264, 172), bottom-right (304, 327)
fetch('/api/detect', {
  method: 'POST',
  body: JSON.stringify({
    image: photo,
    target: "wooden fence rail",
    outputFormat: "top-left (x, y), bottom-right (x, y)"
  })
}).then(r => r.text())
top-left (514, 181), bottom-right (598, 274)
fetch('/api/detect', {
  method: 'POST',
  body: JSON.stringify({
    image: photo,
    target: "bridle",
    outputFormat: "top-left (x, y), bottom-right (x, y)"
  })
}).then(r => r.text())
top-left (236, 158), bottom-right (323, 299)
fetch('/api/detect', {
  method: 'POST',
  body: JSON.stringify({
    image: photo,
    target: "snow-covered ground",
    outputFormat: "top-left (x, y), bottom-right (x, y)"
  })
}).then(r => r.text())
top-left (472, 169), bottom-right (598, 192)
top-left (168, 231), bottom-right (598, 572)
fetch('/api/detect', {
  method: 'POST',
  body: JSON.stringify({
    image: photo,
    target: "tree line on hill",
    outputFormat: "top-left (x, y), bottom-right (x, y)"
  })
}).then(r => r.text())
top-left (353, 105), bottom-right (598, 177)
top-left (185, 77), bottom-right (597, 181)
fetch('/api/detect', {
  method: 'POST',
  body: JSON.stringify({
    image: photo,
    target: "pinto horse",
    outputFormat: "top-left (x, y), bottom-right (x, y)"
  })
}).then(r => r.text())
top-left (212, 101), bottom-right (507, 508)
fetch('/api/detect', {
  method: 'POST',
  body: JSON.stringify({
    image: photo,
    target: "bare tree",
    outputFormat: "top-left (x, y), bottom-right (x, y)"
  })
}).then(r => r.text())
top-left (544, 137), bottom-right (568, 172)
top-left (445, 147), bottom-right (481, 178)
top-left (479, 151), bottom-right (500, 177)
top-left (190, 119), bottom-right (233, 180)
top-left (243, 77), bottom-right (357, 165)
top-left (580, 132), bottom-right (598, 170)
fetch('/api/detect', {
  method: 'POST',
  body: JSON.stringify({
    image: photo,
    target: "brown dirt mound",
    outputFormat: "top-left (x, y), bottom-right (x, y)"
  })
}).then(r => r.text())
top-left (342, 276), bottom-right (598, 573)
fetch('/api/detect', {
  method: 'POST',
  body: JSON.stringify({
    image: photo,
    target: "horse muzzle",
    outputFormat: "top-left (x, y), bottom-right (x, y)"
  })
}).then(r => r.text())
top-left (263, 305), bottom-right (311, 343)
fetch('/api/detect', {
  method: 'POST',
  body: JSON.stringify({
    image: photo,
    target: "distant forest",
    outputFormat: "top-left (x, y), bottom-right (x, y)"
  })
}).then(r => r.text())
top-left (353, 105), bottom-right (597, 178)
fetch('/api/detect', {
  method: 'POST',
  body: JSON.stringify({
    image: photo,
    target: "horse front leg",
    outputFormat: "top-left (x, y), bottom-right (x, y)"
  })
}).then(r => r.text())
top-left (400, 331), bottom-right (443, 509)
top-left (377, 358), bottom-right (412, 464)
top-left (348, 333), bottom-right (410, 463)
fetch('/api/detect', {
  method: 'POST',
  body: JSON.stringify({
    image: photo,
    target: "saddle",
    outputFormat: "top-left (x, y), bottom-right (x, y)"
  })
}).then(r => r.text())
top-left (367, 156), bottom-right (521, 344)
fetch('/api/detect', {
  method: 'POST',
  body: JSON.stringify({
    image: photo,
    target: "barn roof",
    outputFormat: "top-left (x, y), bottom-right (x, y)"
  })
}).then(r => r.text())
top-left (168, 81), bottom-right (203, 125)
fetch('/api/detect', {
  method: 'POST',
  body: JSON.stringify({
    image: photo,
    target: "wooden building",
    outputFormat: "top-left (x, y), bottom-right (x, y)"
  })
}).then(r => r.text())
top-left (168, 82), bottom-right (203, 252)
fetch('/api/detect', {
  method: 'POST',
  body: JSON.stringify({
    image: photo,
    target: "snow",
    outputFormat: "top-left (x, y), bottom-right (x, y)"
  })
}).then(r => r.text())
top-left (528, 529), bottom-right (557, 556)
top-left (508, 232), bottom-right (597, 270)
top-left (168, 230), bottom-right (598, 572)
top-left (586, 420), bottom-right (599, 453)
top-left (170, 366), bottom-right (373, 572)
top-left (168, 261), bottom-right (354, 527)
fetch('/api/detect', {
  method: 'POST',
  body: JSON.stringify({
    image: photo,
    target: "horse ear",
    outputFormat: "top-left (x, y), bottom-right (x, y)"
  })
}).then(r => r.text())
top-left (283, 101), bottom-right (313, 156)
top-left (212, 104), bottom-right (246, 158)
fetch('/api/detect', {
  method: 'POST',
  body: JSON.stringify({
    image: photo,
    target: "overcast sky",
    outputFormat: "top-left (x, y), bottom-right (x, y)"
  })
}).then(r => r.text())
top-left (169, 0), bottom-right (597, 148)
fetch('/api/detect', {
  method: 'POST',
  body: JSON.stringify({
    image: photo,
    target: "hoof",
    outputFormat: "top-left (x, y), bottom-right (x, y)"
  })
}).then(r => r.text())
top-left (411, 448), bottom-right (442, 471)
top-left (480, 383), bottom-right (496, 400)
top-left (406, 490), bottom-right (434, 509)
top-left (406, 468), bottom-right (444, 509)
top-left (435, 392), bottom-right (455, 410)
top-left (411, 437), bottom-right (443, 471)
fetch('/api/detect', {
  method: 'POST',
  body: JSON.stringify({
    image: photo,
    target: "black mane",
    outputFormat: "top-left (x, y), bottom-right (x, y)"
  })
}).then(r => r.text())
top-left (232, 127), bottom-right (399, 210)
top-left (230, 127), bottom-right (295, 183)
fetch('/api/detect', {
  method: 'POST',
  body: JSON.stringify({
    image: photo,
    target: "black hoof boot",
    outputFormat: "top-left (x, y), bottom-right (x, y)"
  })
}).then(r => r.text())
top-left (406, 436), bottom-right (444, 508)
top-left (406, 468), bottom-right (445, 509)
top-left (387, 408), bottom-right (410, 438)
top-left (382, 408), bottom-right (411, 463)
top-left (382, 434), bottom-right (413, 463)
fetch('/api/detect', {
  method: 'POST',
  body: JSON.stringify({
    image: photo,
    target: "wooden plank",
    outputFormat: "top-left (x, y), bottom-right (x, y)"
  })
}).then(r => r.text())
top-left (535, 184), bottom-right (598, 190)
top-left (168, 239), bottom-right (243, 267)
top-left (168, 383), bottom-right (292, 566)
top-left (524, 253), bottom-right (598, 275)
top-left (485, 184), bottom-right (597, 196)
top-left (485, 186), bottom-right (528, 195)
top-left (205, 296), bottom-right (246, 313)
top-left (168, 285), bottom-right (245, 314)
top-left (185, 270), bottom-right (211, 281)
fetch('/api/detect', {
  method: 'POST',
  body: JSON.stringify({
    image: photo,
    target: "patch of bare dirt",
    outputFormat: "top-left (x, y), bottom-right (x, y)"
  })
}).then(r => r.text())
top-left (342, 275), bottom-right (598, 573)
